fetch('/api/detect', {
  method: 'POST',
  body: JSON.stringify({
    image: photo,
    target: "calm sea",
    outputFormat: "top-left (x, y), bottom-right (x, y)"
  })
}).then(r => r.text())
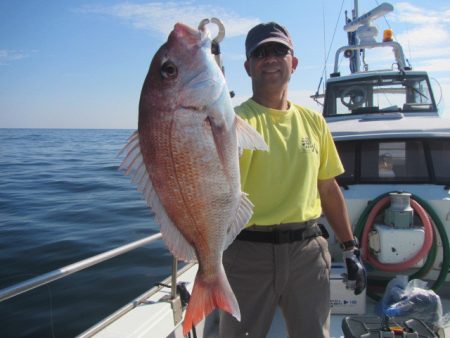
top-left (0, 128), bottom-right (174, 338)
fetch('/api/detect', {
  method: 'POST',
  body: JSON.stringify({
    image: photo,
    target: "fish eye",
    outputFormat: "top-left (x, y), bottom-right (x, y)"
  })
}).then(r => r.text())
top-left (160, 61), bottom-right (178, 79)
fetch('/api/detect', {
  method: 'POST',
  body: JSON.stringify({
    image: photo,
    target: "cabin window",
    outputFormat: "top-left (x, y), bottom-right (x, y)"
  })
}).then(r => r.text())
top-left (429, 140), bottom-right (450, 183)
top-left (335, 142), bottom-right (356, 183)
top-left (324, 75), bottom-right (435, 116)
top-left (404, 78), bottom-right (433, 105)
top-left (334, 139), bottom-right (446, 185)
top-left (361, 141), bottom-right (428, 182)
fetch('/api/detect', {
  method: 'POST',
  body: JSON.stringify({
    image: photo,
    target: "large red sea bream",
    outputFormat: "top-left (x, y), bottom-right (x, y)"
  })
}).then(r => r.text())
top-left (120, 23), bottom-right (267, 335)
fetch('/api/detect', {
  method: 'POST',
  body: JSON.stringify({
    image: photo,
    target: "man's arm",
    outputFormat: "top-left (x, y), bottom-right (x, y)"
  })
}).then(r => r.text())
top-left (317, 177), bottom-right (354, 243)
top-left (318, 177), bottom-right (367, 295)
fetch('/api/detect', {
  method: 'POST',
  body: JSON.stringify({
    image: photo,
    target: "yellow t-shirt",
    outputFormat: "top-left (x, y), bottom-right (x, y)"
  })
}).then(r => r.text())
top-left (237, 99), bottom-right (344, 226)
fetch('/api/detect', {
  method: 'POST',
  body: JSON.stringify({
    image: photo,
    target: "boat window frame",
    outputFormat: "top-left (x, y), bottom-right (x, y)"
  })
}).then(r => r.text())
top-left (323, 73), bottom-right (437, 117)
top-left (335, 137), bottom-right (450, 186)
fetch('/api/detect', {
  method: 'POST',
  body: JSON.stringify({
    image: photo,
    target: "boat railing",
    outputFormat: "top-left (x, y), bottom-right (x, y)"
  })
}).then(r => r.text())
top-left (333, 41), bottom-right (407, 74)
top-left (0, 232), bottom-right (164, 303)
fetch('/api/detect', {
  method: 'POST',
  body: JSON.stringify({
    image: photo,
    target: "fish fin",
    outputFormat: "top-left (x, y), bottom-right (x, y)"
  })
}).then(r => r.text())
top-left (223, 192), bottom-right (254, 250)
top-left (157, 202), bottom-right (197, 262)
top-left (182, 267), bottom-right (240, 336)
top-left (119, 131), bottom-right (197, 262)
top-left (235, 115), bottom-right (269, 151)
top-left (205, 116), bottom-right (227, 170)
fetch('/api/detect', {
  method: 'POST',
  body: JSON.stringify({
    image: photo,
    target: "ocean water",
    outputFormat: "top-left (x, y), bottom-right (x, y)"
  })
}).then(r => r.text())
top-left (0, 128), bottom-right (174, 338)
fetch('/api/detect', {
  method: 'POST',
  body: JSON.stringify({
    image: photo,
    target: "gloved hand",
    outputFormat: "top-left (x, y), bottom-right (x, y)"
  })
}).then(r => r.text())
top-left (342, 248), bottom-right (367, 295)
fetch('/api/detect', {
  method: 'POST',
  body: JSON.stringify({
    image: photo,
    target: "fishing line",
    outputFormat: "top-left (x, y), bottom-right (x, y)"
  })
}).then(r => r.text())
top-left (314, 0), bottom-right (345, 97)
top-left (374, 0), bottom-right (392, 29)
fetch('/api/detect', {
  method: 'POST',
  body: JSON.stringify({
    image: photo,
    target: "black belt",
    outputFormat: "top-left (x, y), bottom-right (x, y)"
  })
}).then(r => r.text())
top-left (236, 224), bottom-right (323, 244)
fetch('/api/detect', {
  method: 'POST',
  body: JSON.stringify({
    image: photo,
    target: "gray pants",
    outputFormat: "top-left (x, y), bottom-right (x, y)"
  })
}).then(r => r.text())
top-left (219, 236), bottom-right (331, 338)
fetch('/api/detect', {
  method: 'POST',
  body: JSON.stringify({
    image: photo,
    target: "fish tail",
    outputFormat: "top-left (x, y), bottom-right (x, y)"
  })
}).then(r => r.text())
top-left (182, 269), bottom-right (240, 336)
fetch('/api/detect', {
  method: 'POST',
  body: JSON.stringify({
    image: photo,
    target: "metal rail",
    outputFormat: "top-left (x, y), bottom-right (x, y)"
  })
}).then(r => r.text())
top-left (77, 262), bottom-right (196, 338)
top-left (0, 233), bottom-right (163, 302)
top-left (333, 41), bottom-right (407, 73)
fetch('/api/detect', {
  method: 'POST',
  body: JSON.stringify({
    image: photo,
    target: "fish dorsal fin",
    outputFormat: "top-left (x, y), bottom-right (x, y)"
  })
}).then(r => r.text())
top-left (223, 192), bottom-right (254, 250)
top-left (119, 131), bottom-right (197, 262)
top-left (235, 115), bottom-right (269, 152)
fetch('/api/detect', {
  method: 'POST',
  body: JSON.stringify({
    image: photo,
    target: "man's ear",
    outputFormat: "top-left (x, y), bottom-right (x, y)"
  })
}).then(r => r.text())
top-left (291, 56), bottom-right (299, 73)
top-left (244, 60), bottom-right (251, 76)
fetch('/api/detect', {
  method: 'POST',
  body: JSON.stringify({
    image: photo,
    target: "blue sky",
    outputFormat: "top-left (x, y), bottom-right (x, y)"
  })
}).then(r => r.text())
top-left (1, 0), bottom-right (449, 129)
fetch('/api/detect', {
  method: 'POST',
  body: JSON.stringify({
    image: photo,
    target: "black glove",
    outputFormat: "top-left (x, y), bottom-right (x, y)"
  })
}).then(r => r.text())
top-left (342, 248), bottom-right (367, 295)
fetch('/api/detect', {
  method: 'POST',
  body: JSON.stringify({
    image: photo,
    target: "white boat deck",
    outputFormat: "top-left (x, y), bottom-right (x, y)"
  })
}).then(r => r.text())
top-left (78, 264), bottom-right (450, 338)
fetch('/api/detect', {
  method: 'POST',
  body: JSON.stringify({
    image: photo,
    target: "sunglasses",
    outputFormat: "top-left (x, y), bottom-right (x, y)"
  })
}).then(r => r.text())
top-left (250, 44), bottom-right (292, 59)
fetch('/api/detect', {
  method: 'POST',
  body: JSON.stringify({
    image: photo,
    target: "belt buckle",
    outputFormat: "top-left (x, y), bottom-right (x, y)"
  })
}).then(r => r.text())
top-left (274, 230), bottom-right (291, 244)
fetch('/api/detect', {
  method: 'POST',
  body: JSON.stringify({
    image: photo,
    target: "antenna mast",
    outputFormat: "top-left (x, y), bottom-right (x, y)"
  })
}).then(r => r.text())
top-left (351, 0), bottom-right (361, 73)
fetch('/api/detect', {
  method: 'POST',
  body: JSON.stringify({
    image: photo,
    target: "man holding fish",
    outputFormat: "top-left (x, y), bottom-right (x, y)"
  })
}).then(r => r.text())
top-left (218, 22), bottom-right (367, 338)
top-left (122, 18), bottom-right (365, 337)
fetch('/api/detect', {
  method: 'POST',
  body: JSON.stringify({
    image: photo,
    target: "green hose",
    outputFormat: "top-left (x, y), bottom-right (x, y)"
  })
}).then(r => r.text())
top-left (412, 193), bottom-right (450, 290)
top-left (353, 191), bottom-right (449, 299)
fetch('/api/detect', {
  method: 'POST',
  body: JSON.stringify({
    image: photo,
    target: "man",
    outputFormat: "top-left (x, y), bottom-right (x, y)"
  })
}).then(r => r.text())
top-left (219, 22), bottom-right (366, 338)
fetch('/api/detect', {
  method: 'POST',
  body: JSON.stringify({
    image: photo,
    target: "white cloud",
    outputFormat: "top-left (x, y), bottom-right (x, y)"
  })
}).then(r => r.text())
top-left (386, 2), bottom-right (450, 71)
top-left (414, 58), bottom-right (450, 72)
top-left (402, 45), bottom-right (450, 60)
top-left (395, 24), bottom-right (449, 52)
top-left (0, 50), bottom-right (27, 64)
top-left (80, 2), bottom-right (259, 39)
top-left (394, 2), bottom-right (450, 25)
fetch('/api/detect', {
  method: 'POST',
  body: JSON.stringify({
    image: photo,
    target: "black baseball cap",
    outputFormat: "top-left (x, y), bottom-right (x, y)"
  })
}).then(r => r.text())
top-left (245, 22), bottom-right (294, 58)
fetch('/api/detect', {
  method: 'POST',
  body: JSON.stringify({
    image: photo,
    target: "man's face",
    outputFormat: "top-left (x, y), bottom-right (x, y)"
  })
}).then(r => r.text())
top-left (244, 42), bottom-right (298, 89)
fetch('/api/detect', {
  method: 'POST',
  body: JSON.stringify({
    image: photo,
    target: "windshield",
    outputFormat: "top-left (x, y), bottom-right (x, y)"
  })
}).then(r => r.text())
top-left (324, 74), bottom-right (436, 116)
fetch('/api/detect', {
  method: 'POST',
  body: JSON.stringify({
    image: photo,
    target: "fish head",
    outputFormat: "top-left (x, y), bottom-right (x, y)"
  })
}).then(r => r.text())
top-left (139, 22), bottom-right (227, 125)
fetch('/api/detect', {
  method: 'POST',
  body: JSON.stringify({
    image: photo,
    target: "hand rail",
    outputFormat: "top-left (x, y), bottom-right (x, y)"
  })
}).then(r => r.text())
top-left (333, 41), bottom-right (407, 74)
top-left (77, 262), bottom-right (196, 338)
top-left (0, 233), bottom-right (163, 302)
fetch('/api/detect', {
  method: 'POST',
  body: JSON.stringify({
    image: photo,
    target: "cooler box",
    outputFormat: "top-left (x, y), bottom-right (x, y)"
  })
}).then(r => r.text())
top-left (341, 315), bottom-right (438, 338)
top-left (330, 263), bottom-right (366, 314)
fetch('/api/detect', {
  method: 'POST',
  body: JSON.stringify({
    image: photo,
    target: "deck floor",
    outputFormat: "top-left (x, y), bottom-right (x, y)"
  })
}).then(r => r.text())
top-left (83, 264), bottom-right (450, 338)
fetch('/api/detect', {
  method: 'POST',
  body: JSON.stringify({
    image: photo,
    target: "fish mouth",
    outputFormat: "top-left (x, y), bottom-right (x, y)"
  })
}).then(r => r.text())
top-left (173, 23), bottom-right (199, 37)
top-left (172, 23), bottom-right (210, 48)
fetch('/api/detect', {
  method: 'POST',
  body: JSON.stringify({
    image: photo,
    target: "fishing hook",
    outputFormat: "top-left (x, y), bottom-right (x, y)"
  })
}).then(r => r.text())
top-left (198, 17), bottom-right (225, 44)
